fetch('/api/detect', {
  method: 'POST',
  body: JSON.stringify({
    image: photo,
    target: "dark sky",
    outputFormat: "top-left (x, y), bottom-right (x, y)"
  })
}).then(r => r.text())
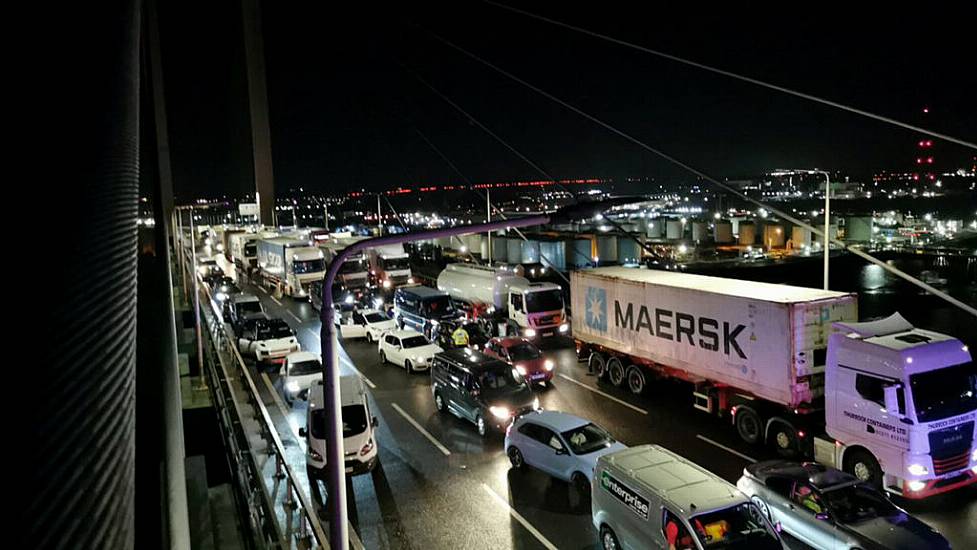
top-left (160, 1), bottom-right (977, 199)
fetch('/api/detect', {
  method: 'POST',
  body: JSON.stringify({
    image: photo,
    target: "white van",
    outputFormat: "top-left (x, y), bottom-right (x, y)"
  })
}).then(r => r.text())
top-left (592, 445), bottom-right (785, 550)
top-left (300, 376), bottom-right (379, 478)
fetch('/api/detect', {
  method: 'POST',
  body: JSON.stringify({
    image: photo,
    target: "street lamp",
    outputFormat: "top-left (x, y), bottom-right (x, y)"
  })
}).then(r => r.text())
top-left (318, 198), bottom-right (631, 549)
top-left (810, 170), bottom-right (831, 290)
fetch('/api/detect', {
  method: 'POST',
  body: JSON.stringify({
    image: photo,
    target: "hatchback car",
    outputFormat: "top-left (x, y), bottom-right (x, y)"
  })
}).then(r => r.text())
top-left (736, 460), bottom-right (950, 550)
top-left (378, 329), bottom-right (442, 373)
top-left (484, 337), bottom-right (554, 386)
top-left (280, 351), bottom-right (321, 405)
top-left (336, 308), bottom-right (397, 342)
top-left (300, 376), bottom-right (379, 478)
top-left (505, 410), bottom-right (626, 497)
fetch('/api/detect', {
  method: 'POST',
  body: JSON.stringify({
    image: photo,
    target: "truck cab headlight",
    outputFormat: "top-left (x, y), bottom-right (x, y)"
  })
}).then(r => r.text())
top-left (907, 464), bottom-right (929, 476)
top-left (972, 448), bottom-right (977, 463)
top-left (907, 480), bottom-right (926, 492)
top-left (524, 328), bottom-right (537, 338)
top-left (489, 406), bottom-right (511, 420)
top-left (286, 381), bottom-right (300, 394)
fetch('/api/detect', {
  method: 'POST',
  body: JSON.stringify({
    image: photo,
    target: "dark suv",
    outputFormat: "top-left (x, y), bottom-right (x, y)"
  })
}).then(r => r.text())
top-left (431, 348), bottom-right (539, 437)
top-left (393, 286), bottom-right (461, 338)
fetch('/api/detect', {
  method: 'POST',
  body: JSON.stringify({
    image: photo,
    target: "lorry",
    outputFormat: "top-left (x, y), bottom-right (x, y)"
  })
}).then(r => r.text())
top-left (572, 266), bottom-right (976, 499)
top-left (437, 263), bottom-right (569, 339)
top-left (227, 230), bottom-right (257, 269)
top-left (367, 243), bottom-right (413, 291)
top-left (320, 236), bottom-right (370, 300)
top-left (256, 237), bottom-right (326, 299)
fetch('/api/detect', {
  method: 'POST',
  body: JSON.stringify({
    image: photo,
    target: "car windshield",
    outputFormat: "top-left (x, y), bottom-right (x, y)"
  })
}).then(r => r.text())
top-left (821, 483), bottom-right (897, 523)
top-left (311, 405), bottom-right (368, 438)
top-left (690, 503), bottom-right (781, 550)
top-left (288, 360), bottom-right (320, 376)
top-left (525, 289), bottom-right (563, 313)
top-left (294, 258), bottom-right (325, 274)
top-left (909, 361), bottom-right (977, 422)
top-left (257, 321), bottom-right (293, 340)
top-left (561, 423), bottom-right (615, 455)
top-left (339, 258), bottom-right (365, 274)
top-left (422, 296), bottom-right (454, 316)
top-left (401, 336), bottom-right (429, 349)
top-left (364, 313), bottom-right (387, 323)
top-left (237, 301), bottom-right (263, 315)
top-left (479, 366), bottom-right (527, 397)
top-left (381, 257), bottom-right (410, 271)
top-left (508, 342), bottom-right (541, 361)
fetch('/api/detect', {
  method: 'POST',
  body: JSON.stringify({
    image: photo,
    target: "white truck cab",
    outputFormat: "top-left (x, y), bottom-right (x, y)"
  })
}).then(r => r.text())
top-left (820, 313), bottom-right (977, 498)
top-left (301, 376), bottom-right (379, 478)
top-left (368, 243), bottom-right (413, 290)
top-left (505, 281), bottom-right (568, 339)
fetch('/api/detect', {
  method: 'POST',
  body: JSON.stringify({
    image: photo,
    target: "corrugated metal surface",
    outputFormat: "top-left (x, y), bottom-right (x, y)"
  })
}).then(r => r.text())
top-left (520, 239), bottom-right (540, 263)
top-left (507, 238), bottom-right (522, 264)
top-left (597, 235), bottom-right (618, 262)
top-left (617, 238), bottom-right (642, 264)
top-left (539, 240), bottom-right (566, 271)
top-left (492, 235), bottom-right (509, 262)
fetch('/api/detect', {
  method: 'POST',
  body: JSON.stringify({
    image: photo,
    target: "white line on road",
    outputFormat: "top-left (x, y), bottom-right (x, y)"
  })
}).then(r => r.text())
top-left (558, 374), bottom-right (648, 415)
top-left (302, 328), bottom-right (376, 388)
top-left (481, 484), bottom-right (558, 550)
top-left (270, 296), bottom-right (283, 306)
top-left (261, 372), bottom-right (299, 439)
top-left (696, 434), bottom-right (757, 463)
top-left (306, 328), bottom-right (320, 340)
top-left (287, 310), bottom-right (303, 324)
top-left (390, 403), bottom-right (451, 456)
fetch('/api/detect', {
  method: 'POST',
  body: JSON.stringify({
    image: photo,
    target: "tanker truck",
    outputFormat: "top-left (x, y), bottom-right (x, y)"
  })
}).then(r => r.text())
top-left (437, 263), bottom-right (569, 339)
top-left (573, 266), bottom-right (976, 499)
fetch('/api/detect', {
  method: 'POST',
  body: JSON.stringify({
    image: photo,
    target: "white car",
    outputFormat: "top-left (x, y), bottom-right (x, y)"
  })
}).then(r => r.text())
top-left (300, 376), bottom-right (379, 477)
top-left (238, 317), bottom-right (300, 365)
top-left (378, 329), bottom-right (442, 373)
top-left (280, 351), bottom-right (321, 404)
top-left (505, 410), bottom-right (627, 498)
top-left (336, 308), bottom-right (397, 342)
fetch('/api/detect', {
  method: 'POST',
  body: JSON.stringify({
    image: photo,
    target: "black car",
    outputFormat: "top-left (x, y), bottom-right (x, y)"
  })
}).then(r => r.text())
top-left (394, 286), bottom-right (461, 338)
top-left (432, 319), bottom-right (493, 350)
top-left (430, 348), bottom-right (538, 437)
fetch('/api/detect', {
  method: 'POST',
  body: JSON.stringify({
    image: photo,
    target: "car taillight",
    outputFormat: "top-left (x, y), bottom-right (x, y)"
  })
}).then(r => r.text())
top-left (360, 439), bottom-right (374, 456)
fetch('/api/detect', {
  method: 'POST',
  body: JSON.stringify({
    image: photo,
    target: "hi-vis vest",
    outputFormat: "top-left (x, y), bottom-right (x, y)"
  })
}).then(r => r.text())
top-left (452, 327), bottom-right (469, 346)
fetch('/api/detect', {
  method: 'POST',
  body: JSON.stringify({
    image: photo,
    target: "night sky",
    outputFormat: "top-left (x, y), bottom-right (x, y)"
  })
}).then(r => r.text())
top-left (158, 1), bottom-right (977, 199)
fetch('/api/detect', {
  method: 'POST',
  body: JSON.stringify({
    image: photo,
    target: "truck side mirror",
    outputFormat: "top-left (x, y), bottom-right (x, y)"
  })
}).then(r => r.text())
top-left (298, 427), bottom-right (307, 438)
top-left (883, 384), bottom-right (902, 416)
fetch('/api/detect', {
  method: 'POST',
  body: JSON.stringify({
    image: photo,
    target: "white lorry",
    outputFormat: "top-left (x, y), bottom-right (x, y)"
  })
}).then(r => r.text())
top-left (256, 237), bottom-right (326, 299)
top-left (228, 231), bottom-right (260, 272)
top-left (368, 243), bottom-right (413, 290)
top-left (573, 266), bottom-right (976, 499)
top-left (437, 263), bottom-right (569, 339)
top-left (320, 236), bottom-right (370, 296)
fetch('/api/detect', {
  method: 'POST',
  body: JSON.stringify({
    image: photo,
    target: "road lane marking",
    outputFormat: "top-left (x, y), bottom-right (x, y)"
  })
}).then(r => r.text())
top-left (558, 374), bottom-right (648, 415)
top-left (306, 328), bottom-right (320, 340)
top-left (271, 296), bottom-right (283, 306)
top-left (481, 484), bottom-right (558, 550)
top-left (696, 434), bottom-right (757, 463)
top-left (390, 403), bottom-right (451, 456)
top-left (287, 310), bottom-right (303, 324)
top-left (261, 372), bottom-right (299, 439)
top-left (301, 328), bottom-right (376, 388)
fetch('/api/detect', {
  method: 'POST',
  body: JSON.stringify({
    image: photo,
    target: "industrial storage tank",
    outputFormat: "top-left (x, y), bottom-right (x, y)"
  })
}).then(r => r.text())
top-left (596, 235), bottom-right (618, 263)
top-left (738, 221), bottom-right (757, 245)
top-left (571, 238), bottom-right (593, 268)
top-left (845, 216), bottom-right (873, 242)
top-left (538, 239), bottom-right (566, 271)
top-left (491, 235), bottom-right (509, 262)
top-left (617, 237), bottom-right (642, 265)
top-left (714, 221), bottom-right (733, 243)
top-left (791, 226), bottom-right (811, 249)
top-left (666, 220), bottom-right (683, 240)
top-left (813, 224), bottom-right (838, 244)
top-left (763, 224), bottom-right (786, 249)
top-left (692, 222), bottom-right (709, 243)
top-left (520, 239), bottom-right (540, 264)
top-left (645, 219), bottom-right (663, 239)
top-left (506, 238), bottom-right (522, 264)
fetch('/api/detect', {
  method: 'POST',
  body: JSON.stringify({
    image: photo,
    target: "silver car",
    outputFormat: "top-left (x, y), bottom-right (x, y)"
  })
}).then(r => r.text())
top-left (736, 460), bottom-right (950, 550)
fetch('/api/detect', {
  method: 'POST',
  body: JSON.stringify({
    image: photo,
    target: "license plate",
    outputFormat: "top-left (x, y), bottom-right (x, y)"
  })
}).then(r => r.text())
top-left (345, 467), bottom-right (353, 473)
top-left (542, 332), bottom-right (553, 338)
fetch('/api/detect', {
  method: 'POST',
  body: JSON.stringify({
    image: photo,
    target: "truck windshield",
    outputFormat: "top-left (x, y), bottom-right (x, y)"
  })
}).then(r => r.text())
top-left (690, 503), bottom-right (781, 550)
top-left (381, 257), bottom-right (410, 271)
top-left (525, 289), bottom-right (563, 313)
top-left (909, 361), bottom-right (977, 422)
top-left (423, 296), bottom-right (454, 316)
top-left (339, 259), bottom-right (366, 274)
top-left (311, 405), bottom-right (368, 438)
top-left (244, 243), bottom-right (256, 256)
top-left (294, 259), bottom-right (325, 274)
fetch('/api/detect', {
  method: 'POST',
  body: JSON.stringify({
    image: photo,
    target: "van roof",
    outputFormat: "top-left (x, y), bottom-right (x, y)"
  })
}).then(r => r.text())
top-left (436, 348), bottom-right (511, 372)
top-left (600, 444), bottom-right (745, 516)
top-left (309, 375), bottom-right (365, 409)
top-left (397, 286), bottom-right (448, 299)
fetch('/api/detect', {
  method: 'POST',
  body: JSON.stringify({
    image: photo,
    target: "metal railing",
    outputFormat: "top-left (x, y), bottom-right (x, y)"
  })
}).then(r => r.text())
top-left (178, 246), bottom-right (331, 549)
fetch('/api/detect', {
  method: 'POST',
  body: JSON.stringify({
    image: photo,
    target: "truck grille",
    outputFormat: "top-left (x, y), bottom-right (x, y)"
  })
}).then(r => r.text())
top-left (929, 420), bottom-right (973, 475)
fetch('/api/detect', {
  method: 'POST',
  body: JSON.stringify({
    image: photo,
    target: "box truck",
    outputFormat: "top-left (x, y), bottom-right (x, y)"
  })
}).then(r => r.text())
top-left (319, 236), bottom-right (370, 306)
top-left (228, 231), bottom-right (258, 270)
top-left (573, 266), bottom-right (976, 499)
top-left (437, 263), bottom-right (569, 338)
top-left (256, 237), bottom-right (326, 299)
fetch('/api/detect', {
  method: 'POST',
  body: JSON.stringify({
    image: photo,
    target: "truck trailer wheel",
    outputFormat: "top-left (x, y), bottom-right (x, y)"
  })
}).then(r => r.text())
top-left (844, 449), bottom-right (883, 489)
top-left (769, 421), bottom-right (800, 458)
top-left (735, 406), bottom-right (762, 445)
top-left (588, 352), bottom-right (607, 379)
top-left (626, 366), bottom-right (646, 395)
top-left (606, 357), bottom-right (626, 387)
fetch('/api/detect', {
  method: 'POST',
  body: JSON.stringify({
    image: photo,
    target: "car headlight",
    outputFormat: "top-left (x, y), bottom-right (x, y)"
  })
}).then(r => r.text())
top-left (907, 480), bottom-right (926, 492)
top-left (414, 356), bottom-right (426, 364)
top-left (908, 464), bottom-right (929, 476)
top-left (286, 381), bottom-right (300, 394)
top-left (344, 295), bottom-right (354, 305)
top-left (216, 292), bottom-right (228, 301)
top-left (532, 397), bottom-right (540, 410)
top-left (544, 359), bottom-right (554, 371)
top-left (489, 406), bottom-right (511, 420)
top-left (972, 448), bottom-right (977, 463)
top-left (515, 365), bottom-right (527, 376)
top-left (407, 277), bottom-right (415, 284)
top-left (524, 328), bottom-right (537, 338)
top-left (360, 439), bottom-right (374, 456)
top-left (373, 298), bottom-right (384, 308)
top-left (382, 279), bottom-right (391, 289)
top-left (559, 323), bottom-right (569, 333)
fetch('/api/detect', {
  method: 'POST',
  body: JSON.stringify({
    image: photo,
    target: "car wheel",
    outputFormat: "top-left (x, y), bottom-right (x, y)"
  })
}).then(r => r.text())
top-left (599, 525), bottom-right (620, 550)
top-left (572, 472), bottom-right (590, 499)
top-left (845, 449), bottom-right (883, 489)
top-left (770, 422), bottom-right (800, 458)
top-left (588, 352), bottom-right (607, 379)
top-left (735, 407), bottom-right (762, 445)
top-left (476, 415), bottom-right (487, 437)
top-left (607, 357), bottom-right (625, 387)
top-left (507, 446), bottom-right (525, 469)
top-left (366, 333), bottom-right (373, 343)
top-left (379, 350), bottom-right (387, 365)
top-left (626, 365), bottom-right (646, 395)
top-left (750, 495), bottom-right (771, 520)
top-left (405, 360), bottom-right (413, 374)
top-left (434, 392), bottom-right (446, 413)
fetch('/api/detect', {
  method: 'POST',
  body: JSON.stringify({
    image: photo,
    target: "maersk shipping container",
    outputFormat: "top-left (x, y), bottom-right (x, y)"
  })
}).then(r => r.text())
top-left (571, 267), bottom-right (857, 408)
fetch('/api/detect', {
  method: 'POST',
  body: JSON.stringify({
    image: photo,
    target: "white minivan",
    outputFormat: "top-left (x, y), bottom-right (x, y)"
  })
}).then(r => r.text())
top-left (300, 376), bottom-right (379, 478)
top-left (592, 445), bottom-right (785, 550)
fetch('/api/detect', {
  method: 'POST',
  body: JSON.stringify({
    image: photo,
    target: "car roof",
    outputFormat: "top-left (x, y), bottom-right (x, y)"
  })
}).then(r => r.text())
top-left (746, 460), bottom-right (857, 490)
top-left (600, 444), bottom-right (746, 516)
top-left (437, 348), bottom-right (511, 371)
top-left (517, 410), bottom-right (590, 433)
top-left (389, 329), bottom-right (426, 339)
top-left (258, 317), bottom-right (290, 328)
top-left (309, 375), bottom-right (365, 408)
top-left (287, 351), bottom-right (319, 363)
top-left (232, 293), bottom-right (260, 303)
top-left (494, 337), bottom-right (534, 348)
